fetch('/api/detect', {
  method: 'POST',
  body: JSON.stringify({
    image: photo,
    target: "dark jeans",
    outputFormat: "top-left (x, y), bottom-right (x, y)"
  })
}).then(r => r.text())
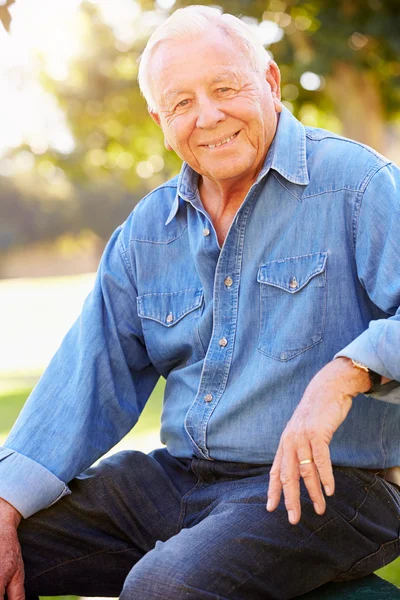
top-left (18, 448), bottom-right (400, 600)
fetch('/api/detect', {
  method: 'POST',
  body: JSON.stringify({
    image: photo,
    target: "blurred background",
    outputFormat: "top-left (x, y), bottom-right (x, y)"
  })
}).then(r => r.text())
top-left (0, 0), bottom-right (400, 592)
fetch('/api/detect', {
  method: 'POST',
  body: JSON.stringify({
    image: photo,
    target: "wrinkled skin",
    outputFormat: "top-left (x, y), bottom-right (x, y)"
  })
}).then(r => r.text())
top-left (0, 498), bottom-right (24, 600)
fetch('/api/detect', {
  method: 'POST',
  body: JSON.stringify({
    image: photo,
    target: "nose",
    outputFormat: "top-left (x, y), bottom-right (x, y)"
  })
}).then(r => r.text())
top-left (196, 96), bottom-right (225, 129)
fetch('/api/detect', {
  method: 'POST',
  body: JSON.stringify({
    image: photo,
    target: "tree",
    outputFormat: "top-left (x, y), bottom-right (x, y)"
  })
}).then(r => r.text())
top-left (2, 0), bottom-right (399, 255)
top-left (168, 0), bottom-right (400, 152)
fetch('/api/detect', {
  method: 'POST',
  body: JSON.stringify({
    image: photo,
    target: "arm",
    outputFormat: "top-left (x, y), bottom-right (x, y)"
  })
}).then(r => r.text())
top-left (0, 497), bottom-right (24, 600)
top-left (267, 162), bottom-right (400, 523)
top-left (334, 162), bottom-right (400, 401)
top-left (0, 219), bottom-right (159, 518)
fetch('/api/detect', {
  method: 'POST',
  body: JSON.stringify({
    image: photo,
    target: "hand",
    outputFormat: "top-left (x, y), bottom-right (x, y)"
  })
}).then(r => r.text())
top-left (0, 498), bottom-right (24, 600)
top-left (266, 358), bottom-right (371, 525)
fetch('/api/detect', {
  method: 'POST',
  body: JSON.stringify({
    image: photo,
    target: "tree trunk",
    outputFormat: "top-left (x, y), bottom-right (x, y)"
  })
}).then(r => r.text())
top-left (326, 62), bottom-right (385, 153)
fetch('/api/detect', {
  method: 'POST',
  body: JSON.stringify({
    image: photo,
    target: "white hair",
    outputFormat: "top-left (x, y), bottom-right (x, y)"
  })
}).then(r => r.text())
top-left (138, 5), bottom-right (271, 112)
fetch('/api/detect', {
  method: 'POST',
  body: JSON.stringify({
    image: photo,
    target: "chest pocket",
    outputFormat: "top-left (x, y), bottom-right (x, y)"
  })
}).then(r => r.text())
top-left (257, 252), bottom-right (328, 361)
top-left (137, 288), bottom-right (204, 371)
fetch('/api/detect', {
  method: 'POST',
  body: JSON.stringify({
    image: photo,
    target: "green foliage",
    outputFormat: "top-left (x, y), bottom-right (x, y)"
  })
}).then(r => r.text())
top-left (0, 388), bottom-right (31, 434)
top-left (39, 2), bottom-right (181, 192)
top-left (2, 0), bottom-right (399, 252)
top-left (378, 559), bottom-right (400, 588)
top-left (170, 0), bottom-right (400, 123)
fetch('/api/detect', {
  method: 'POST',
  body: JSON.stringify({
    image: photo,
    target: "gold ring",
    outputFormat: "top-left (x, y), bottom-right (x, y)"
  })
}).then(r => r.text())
top-left (299, 458), bottom-right (313, 465)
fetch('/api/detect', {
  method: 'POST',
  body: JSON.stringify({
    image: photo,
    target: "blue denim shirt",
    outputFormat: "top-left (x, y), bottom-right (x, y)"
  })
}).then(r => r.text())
top-left (1, 108), bottom-right (400, 518)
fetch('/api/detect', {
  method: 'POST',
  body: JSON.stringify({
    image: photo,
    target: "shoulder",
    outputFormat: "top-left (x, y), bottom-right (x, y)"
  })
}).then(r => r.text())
top-left (304, 127), bottom-right (390, 197)
top-left (119, 174), bottom-right (187, 247)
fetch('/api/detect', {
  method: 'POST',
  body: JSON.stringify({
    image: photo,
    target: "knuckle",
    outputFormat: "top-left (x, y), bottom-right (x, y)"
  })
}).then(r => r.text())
top-left (269, 465), bottom-right (279, 478)
top-left (280, 472), bottom-right (292, 485)
top-left (306, 426), bottom-right (320, 440)
top-left (284, 497), bottom-right (296, 510)
top-left (281, 431), bottom-right (293, 445)
top-left (314, 456), bottom-right (327, 469)
top-left (299, 464), bottom-right (314, 477)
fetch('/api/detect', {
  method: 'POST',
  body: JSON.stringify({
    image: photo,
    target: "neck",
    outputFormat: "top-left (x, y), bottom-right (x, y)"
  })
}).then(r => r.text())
top-left (198, 172), bottom-right (256, 224)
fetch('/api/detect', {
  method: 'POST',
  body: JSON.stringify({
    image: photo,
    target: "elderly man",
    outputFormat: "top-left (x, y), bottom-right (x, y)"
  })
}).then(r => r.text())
top-left (1, 5), bottom-right (400, 600)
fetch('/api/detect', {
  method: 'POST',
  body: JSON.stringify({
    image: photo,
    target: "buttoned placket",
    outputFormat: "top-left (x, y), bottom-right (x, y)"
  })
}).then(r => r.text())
top-left (184, 186), bottom-right (262, 459)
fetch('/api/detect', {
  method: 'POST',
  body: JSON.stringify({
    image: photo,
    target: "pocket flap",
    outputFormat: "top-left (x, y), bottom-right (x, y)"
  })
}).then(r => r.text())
top-left (137, 288), bottom-right (203, 327)
top-left (257, 252), bottom-right (328, 293)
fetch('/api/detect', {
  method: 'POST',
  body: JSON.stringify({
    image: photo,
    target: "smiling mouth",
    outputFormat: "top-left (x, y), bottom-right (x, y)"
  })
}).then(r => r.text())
top-left (203, 131), bottom-right (240, 149)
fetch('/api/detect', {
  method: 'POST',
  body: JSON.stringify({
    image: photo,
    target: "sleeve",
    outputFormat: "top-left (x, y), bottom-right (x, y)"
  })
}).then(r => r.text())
top-left (0, 220), bottom-right (160, 517)
top-left (335, 161), bottom-right (400, 403)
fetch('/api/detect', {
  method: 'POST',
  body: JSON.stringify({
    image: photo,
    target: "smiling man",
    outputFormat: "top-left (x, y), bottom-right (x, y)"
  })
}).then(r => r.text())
top-left (1, 5), bottom-right (400, 600)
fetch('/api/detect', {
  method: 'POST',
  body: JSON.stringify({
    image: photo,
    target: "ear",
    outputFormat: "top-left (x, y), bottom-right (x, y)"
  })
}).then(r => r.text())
top-left (149, 110), bottom-right (161, 127)
top-left (149, 111), bottom-right (174, 151)
top-left (265, 61), bottom-right (283, 113)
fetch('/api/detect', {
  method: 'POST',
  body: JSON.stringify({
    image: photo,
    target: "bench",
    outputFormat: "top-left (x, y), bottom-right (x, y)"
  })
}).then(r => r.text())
top-left (299, 574), bottom-right (400, 598)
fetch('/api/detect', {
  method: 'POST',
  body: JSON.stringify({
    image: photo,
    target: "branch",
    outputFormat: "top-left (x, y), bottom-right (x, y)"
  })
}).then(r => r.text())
top-left (0, 0), bottom-right (15, 33)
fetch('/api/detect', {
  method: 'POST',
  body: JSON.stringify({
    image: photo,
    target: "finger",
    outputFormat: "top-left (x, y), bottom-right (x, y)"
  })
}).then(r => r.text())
top-left (310, 438), bottom-right (335, 497)
top-left (298, 453), bottom-right (326, 516)
top-left (280, 442), bottom-right (301, 524)
top-left (267, 445), bottom-right (283, 512)
top-left (6, 568), bottom-right (25, 600)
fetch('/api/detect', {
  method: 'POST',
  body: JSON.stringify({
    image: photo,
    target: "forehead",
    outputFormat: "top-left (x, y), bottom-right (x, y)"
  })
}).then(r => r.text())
top-left (149, 29), bottom-right (254, 100)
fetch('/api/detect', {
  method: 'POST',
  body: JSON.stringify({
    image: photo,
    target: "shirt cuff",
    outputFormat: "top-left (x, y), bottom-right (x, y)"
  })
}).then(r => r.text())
top-left (0, 447), bottom-right (71, 518)
top-left (334, 329), bottom-right (400, 403)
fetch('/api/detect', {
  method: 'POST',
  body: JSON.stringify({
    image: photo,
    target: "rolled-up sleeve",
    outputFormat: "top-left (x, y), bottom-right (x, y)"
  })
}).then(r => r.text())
top-left (335, 162), bottom-right (400, 402)
top-left (0, 217), bottom-right (159, 517)
top-left (0, 448), bottom-right (70, 518)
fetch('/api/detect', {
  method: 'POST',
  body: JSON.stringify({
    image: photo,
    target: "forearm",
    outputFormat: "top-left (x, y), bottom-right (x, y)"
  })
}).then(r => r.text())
top-left (0, 497), bottom-right (22, 528)
top-left (2, 224), bottom-right (158, 517)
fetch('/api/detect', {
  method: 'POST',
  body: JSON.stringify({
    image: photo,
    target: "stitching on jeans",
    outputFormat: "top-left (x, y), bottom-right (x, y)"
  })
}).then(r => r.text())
top-left (334, 537), bottom-right (399, 581)
top-left (348, 478), bottom-right (379, 525)
top-left (25, 546), bottom-right (134, 583)
top-left (226, 514), bottom-right (342, 596)
top-left (176, 479), bottom-right (203, 534)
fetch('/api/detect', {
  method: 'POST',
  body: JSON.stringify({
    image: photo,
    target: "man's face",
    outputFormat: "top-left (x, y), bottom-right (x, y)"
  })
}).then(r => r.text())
top-left (149, 27), bottom-right (282, 186)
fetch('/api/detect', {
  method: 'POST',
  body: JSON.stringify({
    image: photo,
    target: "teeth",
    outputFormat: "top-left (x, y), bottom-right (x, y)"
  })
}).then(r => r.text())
top-left (207, 133), bottom-right (237, 149)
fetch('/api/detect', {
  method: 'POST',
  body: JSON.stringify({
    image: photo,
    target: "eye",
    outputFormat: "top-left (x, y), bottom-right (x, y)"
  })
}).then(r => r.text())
top-left (175, 99), bottom-right (190, 110)
top-left (218, 87), bottom-right (232, 93)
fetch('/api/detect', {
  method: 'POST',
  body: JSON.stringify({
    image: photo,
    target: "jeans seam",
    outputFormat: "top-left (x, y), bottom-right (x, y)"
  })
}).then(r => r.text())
top-left (334, 537), bottom-right (399, 581)
top-left (225, 514), bottom-right (342, 597)
top-left (348, 477), bottom-right (379, 525)
top-left (176, 480), bottom-right (203, 533)
top-left (25, 546), bottom-right (134, 583)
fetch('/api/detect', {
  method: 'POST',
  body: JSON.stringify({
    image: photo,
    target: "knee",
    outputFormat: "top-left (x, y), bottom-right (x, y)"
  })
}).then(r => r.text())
top-left (120, 559), bottom-right (200, 600)
top-left (121, 574), bottom-right (189, 600)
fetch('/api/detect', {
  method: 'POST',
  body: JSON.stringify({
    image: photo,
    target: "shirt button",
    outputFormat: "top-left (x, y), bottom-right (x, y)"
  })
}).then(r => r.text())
top-left (166, 313), bottom-right (174, 323)
top-left (203, 228), bottom-right (210, 237)
top-left (219, 337), bottom-right (228, 347)
top-left (204, 393), bottom-right (213, 402)
top-left (224, 276), bottom-right (233, 288)
top-left (289, 277), bottom-right (298, 290)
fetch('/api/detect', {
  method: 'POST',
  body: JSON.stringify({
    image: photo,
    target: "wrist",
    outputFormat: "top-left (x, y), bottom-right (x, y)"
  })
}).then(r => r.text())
top-left (332, 357), bottom-right (373, 395)
top-left (350, 359), bottom-right (382, 393)
top-left (0, 497), bottom-right (23, 527)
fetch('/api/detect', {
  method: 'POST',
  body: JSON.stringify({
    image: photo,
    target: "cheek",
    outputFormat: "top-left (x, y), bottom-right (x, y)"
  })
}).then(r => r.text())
top-left (169, 120), bottom-right (193, 148)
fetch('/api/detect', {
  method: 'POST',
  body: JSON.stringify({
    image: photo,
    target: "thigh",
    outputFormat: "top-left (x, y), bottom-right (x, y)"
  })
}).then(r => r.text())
top-left (20, 449), bottom-right (194, 598)
top-left (120, 466), bottom-right (400, 600)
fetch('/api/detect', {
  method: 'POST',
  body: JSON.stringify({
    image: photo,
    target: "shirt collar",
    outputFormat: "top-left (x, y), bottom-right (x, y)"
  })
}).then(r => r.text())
top-left (257, 106), bottom-right (309, 187)
top-left (165, 164), bottom-right (199, 225)
top-left (165, 107), bottom-right (309, 225)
